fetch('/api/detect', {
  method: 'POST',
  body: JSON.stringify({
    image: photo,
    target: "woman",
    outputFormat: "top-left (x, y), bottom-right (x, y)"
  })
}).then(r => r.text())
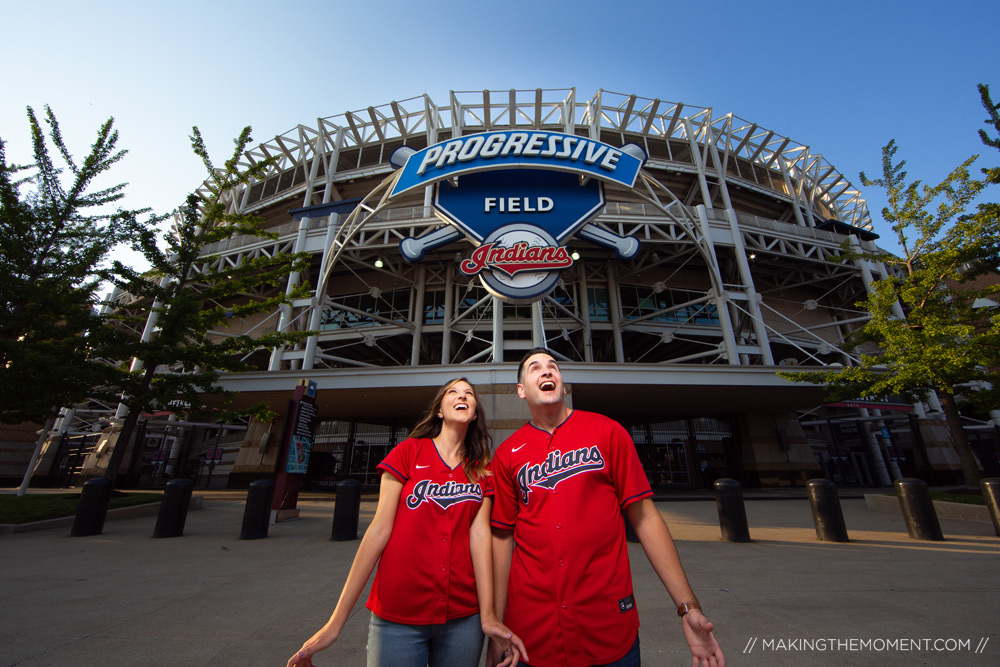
top-left (288, 378), bottom-right (527, 667)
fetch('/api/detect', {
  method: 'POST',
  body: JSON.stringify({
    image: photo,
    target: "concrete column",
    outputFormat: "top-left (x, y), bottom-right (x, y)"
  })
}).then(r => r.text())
top-left (858, 408), bottom-right (893, 485)
top-left (492, 297), bottom-right (504, 362)
top-left (411, 265), bottom-right (426, 366)
top-left (605, 263), bottom-right (625, 363)
top-left (739, 411), bottom-right (821, 487)
top-left (914, 415), bottom-right (964, 484)
top-left (442, 264), bottom-right (455, 363)
top-left (577, 261), bottom-right (594, 362)
top-left (164, 415), bottom-right (183, 477)
top-left (477, 381), bottom-right (574, 447)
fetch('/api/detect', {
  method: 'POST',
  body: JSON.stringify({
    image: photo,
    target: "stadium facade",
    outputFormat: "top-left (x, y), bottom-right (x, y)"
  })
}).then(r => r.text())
top-left (20, 88), bottom-right (1000, 491)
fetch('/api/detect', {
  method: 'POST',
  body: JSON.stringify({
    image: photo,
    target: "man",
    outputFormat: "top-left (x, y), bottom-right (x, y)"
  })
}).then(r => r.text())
top-left (488, 348), bottom-right (725, 667)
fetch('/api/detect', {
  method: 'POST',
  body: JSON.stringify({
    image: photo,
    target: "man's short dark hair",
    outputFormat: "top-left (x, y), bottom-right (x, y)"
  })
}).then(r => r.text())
top-left (518, 347), bottom-right (556, 384)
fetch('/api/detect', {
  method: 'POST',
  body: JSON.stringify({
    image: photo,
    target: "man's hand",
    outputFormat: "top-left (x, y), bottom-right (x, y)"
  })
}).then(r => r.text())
top-left (485, 637), bottom-right (522, 667)
top-left (681, 610), bottom-right (725, 667)
top-left (482, 617), bottom-right (526, 666)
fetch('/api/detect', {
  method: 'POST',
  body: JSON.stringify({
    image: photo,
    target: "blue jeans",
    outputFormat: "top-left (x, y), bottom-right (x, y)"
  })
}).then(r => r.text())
top-left (521, 633), bottom-right (640, 667)
top-left (367, 612), bottom-right (485, 667)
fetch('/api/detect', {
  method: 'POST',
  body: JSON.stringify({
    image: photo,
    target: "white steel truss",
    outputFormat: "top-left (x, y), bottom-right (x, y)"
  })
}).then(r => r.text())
top-left (48, 88), bottom-right (886, 446)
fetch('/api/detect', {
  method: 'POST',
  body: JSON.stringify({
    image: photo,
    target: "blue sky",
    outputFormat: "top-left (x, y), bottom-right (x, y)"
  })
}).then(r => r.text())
top-left (3, 0), bottom-right (998, 261)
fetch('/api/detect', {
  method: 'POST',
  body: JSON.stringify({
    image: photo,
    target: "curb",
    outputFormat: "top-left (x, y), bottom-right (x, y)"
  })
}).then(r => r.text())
top-left (0, 495), bottom-right (204, 536)
top-left (864, 493), bottom-right (991, 523)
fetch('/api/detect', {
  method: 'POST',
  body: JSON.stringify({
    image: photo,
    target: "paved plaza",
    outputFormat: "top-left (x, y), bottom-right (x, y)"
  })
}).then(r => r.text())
top-left (0, 490), bottom-right (997, 666)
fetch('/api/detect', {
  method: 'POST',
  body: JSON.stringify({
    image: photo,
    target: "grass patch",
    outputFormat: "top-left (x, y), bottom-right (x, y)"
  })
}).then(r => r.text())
top-left (0, 492), bottom-right (162, 524)
top-left (931, 488), bottom-right (986, 506)
top-left (884, 488), bottom-right (987, 506)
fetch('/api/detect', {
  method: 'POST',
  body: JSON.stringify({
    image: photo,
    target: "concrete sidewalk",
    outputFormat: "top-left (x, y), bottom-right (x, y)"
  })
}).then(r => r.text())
top-left (0, 493), bottom-right (997, 666)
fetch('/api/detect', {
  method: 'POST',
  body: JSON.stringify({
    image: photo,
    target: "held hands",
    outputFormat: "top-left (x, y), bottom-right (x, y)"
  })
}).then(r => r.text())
top-left (482, 617), bottom-right (528, 667)
top-left (486, 638), bottom-right (523, 667)
top-left (681, 610), bottom-right (725, 667)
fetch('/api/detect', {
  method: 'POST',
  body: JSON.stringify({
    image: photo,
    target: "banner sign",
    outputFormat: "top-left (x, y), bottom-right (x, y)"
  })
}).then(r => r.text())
top-left (390, 131), bottom-right (644, 198)
top-left (286, 436), bottom-right (312, 474)
top-left (285, 400), bottom-right (318, 474)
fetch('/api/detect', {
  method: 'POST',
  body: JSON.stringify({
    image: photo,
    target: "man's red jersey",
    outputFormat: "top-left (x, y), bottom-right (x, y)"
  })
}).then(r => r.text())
top-left (490, 410), bottom-right (653, 667)
top-left (367, 437), bottom-right (493, 624)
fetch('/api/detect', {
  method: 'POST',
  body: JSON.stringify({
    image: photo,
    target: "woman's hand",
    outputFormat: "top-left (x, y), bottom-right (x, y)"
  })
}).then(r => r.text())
top-left (287, 647), bottom-right (316, 667)
top-left (287, 629), bottom-right (338, 667)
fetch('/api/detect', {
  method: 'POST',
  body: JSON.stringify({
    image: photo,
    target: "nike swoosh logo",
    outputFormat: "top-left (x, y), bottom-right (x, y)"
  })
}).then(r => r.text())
top-left (416, 464), bottom-right (430, 469)
top-left (511, 444), bottom-right (526, 452)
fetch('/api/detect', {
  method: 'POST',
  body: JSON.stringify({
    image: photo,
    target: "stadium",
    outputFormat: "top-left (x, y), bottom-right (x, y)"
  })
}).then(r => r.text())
top-left (23, 87), bottom-right (995, 492)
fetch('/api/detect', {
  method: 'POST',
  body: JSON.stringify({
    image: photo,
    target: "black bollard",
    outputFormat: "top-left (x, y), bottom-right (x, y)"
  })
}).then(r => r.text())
top-left (714, 478), bottom-right (751, 542)
top-left (240, 479), bottom-right (275, 540)
top-left (980, 478), bottom-right (1000, 537)
top-left (70, 478), bottom-right (114, 537)
top-left (153, 479), bottom-right (195, 538)
top-left (331, 480), bottom-right (362, 541)
top-left (806, 478), bottom-right (849, 542)
top-left (894, 478), bottom-right (944, 541)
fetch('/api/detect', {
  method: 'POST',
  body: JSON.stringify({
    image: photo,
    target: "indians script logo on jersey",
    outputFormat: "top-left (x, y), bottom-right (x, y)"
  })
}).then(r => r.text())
top-left (406, 479), bottom-right (483, 510)
top-left (516, 446), bottom-right (605, 504)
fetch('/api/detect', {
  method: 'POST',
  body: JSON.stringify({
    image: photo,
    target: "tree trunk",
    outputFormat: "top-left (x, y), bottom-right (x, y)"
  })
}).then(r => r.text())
top-left (938, 392), bottom-right (982, 488)
top-left (102, 365), bottom-right (157, 487)
top-left (102, 404), bottom-right (142, 487)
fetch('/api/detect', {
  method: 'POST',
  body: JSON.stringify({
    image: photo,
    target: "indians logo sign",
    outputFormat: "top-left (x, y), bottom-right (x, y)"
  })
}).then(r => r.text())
top-left (390, 131), bottom-right (646, 303)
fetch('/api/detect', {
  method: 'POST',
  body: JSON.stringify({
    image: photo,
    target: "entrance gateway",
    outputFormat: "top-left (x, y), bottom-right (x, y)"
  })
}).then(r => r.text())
top-left (389, 130), bottom-right (648, 303)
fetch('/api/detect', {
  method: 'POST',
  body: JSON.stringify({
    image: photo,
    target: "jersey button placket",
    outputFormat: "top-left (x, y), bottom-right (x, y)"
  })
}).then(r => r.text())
top-left (438, 505), bottom-right (451, 619)
top-left (550, 431), bottom-right (570, 630)
top-left (442, 487), bottom-right (461, 619)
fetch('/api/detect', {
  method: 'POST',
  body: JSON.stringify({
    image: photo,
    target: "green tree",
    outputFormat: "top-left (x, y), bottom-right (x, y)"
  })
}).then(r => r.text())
top-left (781, 86), bottom-right (1000, 488)
top-left (100, 126), bottom-right (311, 484)
top-left (1, 107), bottom-right (157, 426)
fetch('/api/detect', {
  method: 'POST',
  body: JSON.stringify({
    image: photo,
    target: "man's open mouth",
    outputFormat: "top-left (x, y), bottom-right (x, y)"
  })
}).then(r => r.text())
top-left (539, 381), bottom-right (556, 391)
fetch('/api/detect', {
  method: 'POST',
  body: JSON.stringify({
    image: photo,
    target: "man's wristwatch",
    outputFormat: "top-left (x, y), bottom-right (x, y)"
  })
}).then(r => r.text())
top-left (677, 601), bottom-right (702, 617)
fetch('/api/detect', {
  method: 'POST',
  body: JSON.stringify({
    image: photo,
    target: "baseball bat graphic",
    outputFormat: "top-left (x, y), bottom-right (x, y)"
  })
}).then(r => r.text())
top-left (400, 226), bottom-right (464, 261)
top-left (576, 224), bottom-right (640, 259)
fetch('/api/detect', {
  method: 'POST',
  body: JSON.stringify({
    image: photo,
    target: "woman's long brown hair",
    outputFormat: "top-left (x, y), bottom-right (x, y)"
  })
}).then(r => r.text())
top-left (408, 377), bottom-right (492, 481)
